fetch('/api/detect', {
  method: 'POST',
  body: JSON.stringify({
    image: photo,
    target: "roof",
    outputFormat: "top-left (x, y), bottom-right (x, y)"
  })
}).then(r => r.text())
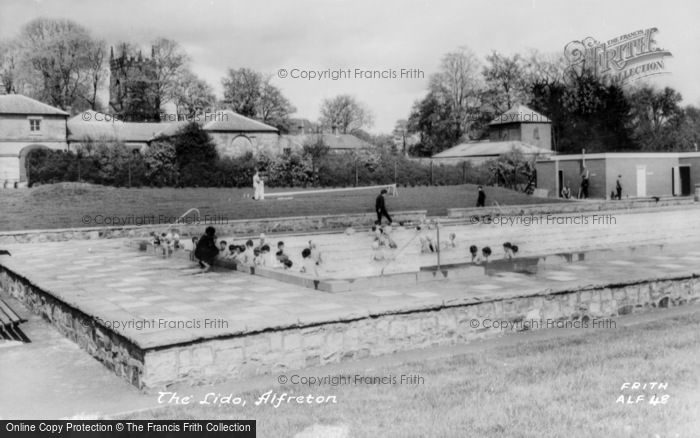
top-left (489, 105), bottom-right (551, 126)
top-left (67, 111), bottom-right (183, 143)
top-left (432, 140), bottom-right (552, 158)
top-left (203, 110), bottom-right (279, 133)
top-left (538, 151), bottom-right (700, 162)
top-left (0, 94), bottom-right (69, 116)
top-left (282, 133), bottom-right (374, 151)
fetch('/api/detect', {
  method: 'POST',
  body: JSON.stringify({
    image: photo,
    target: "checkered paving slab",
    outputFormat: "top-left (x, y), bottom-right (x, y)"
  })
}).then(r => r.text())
top-left (2, 238), bottom-right (700, 349)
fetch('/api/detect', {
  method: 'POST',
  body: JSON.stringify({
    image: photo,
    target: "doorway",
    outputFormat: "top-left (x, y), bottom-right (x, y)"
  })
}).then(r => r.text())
top-left (636, 165), bottom-right (647, 197)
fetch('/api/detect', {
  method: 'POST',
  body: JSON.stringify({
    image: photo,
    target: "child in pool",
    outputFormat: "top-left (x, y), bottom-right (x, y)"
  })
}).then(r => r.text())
top-left (300, 248), bottom-right (319, 277)
top-left (469, 245), bottom-right (478, 262)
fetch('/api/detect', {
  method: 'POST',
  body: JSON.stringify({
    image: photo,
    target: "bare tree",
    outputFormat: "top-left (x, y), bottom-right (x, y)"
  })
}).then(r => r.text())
top-left (173, 69), bottom-right (216, 117)
top-left (483, 51), bottom-right (530, 113)
top-left (319, 94), bottom-right (374, 134)
top-left (429, 47), bottom-right (483, 136)
top-left (150, 37), bottom-right (189, 112)
top-left (0, 39), bottom-right (21, 94)
top-left (17, 18), bottom-right (104, 111)
top-left (221, 68), bottom-right (262, 117)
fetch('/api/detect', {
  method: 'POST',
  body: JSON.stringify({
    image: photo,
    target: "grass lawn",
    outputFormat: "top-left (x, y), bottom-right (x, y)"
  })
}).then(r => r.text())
top-left (0, 183), bottom-right (563, 231)
top-left (125, 311), bottom-right (700, 437)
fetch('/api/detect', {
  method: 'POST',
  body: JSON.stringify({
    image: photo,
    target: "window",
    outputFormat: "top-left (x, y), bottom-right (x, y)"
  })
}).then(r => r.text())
top-left (29, 119), bottom-right (41, 132)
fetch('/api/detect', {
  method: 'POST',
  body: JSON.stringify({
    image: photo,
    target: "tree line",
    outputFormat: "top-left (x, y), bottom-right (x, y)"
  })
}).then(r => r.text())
top-left (404, 47), bottom-right (700, 156)
top-left (2, 18), bottom-right (697, 157)
top-left (0, 18), bottom-right (374, 135)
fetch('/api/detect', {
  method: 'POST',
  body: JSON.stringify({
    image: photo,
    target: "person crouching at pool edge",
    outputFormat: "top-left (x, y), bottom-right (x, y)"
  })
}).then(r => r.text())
top-left (469, 245), bottom-right (479, 262)
top-left (194, 226), bottom-right (219, 272)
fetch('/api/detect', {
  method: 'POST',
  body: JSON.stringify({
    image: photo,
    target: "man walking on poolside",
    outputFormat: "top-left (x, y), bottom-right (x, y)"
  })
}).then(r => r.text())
top-left (616, 175), bottom-right (622, 200)
top-left (375, 189), bottom-right (392, 225)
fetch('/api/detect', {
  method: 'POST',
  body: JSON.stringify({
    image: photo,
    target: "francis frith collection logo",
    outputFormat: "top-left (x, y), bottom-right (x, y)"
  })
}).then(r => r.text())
top-left (564, 28), bottom-right (672, 83)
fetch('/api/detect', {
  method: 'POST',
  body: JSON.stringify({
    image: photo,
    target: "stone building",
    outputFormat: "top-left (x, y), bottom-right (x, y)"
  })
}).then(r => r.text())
top-left (0, 95), bottom-right (69, 186)
top-left (431, 105), bottom-right (553, 164)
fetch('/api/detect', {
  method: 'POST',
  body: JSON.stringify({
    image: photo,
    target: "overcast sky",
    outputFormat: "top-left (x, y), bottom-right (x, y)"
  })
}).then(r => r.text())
top-left (1, 0), bottom-right (697, 132)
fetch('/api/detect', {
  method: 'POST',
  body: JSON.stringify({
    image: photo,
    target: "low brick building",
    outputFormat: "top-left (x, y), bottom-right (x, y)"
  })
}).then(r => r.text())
top-left (536, 152), bottom-right (700, 199)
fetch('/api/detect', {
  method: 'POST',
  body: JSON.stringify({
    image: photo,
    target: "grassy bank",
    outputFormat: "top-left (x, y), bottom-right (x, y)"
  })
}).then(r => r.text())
top-left (125, 311), bottom-right (700, 437)
top-left (0, 183), bottom-right (561, 231)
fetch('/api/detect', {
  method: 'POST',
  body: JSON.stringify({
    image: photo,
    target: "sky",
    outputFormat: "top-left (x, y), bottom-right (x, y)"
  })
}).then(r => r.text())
top-left (1, 0), bottom-right (698, 133)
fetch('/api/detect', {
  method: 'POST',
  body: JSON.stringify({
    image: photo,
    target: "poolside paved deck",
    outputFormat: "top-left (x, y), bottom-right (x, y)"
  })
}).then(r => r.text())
top-left (2, 233), bottom-right (700, 351)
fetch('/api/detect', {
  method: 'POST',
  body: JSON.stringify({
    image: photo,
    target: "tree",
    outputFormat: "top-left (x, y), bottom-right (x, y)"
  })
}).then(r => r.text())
top-left (143, 141), bottom-right (178, 186)
top-left (150, 38), bottom-right (189, 115)
top-left (488, 149), bottom-right (538, 193)
top-left (0, 39), bottom-right (21, 94)
top-left (319, 95), bottom-right (373, 134)
top-left (173, 70), bottom-right (216, 117)
top-left (16, 18), bottom-right (105, 112)
top-left (482, 52), bottom-right (530, 113)
top-left (221, 68), bottom-right (262, 117)
top-left (429, 47), bottom-right (483, 137)
top-left (303, 135), bottom-right (330, 186)
top-left (84, 39), bottom-right (107, 110)
top-left (156, 122), bottom-right (219, 186)
top-left (627, 85), bottom-right (684, 151)
top-left (392, 119), bottom-right (409, 155)
top-left (221, 68), bottom-right (295, 130)
top-left (408, 47), bottom-right (484, 156)
top-left (257, 79), bottom-right (295, 131)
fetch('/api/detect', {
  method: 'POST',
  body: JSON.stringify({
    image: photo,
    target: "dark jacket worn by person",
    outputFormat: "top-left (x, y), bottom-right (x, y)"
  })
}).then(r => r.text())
top-left (195, 234), bottom-right (219, 263)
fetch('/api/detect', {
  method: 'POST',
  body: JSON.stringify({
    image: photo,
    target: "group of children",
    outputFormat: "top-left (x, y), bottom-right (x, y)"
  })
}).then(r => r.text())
top-left (186, 228), bottom-right (325, 276)
top-left (468, 242), bottom-right (519, 264)
top-left (370, 224), bottom-right (399, 261)
top-left (213, 234), bottom-right (296, 269)
top-left (151, 230), bottom-right (181, 258)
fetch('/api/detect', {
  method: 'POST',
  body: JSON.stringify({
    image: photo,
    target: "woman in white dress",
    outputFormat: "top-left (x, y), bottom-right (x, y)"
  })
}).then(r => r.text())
top-left (252, 169), bottom-right (265, 200)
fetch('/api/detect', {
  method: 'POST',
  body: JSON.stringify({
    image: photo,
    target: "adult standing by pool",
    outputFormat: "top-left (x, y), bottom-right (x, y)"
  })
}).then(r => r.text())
top-left (476, 186), bottom-right (486, 207)
top-left (253, 169), bottom-right (265, 200)
top-left (375, 189), bottom-right (392, 225)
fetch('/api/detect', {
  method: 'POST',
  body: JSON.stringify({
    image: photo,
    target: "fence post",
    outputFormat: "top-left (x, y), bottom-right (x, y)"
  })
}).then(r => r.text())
top-left (462, 161), bottom-right (466, 184)
top-left (355, 160), bottom-right (358, 187)
top-left (436, 219), bottom-right (441, 270)
top-left (430, 160), bottom-right (434, 186)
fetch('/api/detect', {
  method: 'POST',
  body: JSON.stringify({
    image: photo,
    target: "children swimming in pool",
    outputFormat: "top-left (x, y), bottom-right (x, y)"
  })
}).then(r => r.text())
top-left (300, 248), bottom-right (319, 277)
top-left (469, 245), bottom-right (478, 262)
top-left (502, 242), bottom-right (519, 260)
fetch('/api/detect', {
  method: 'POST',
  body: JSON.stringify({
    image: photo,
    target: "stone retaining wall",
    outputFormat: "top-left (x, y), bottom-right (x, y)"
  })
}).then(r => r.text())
top-left (142, 275), bottom-right (700, 387)
top-left (0, 268), bottom-right (144, 387)
top-left (2, 262), bottom-right (698, 389)
top-left (0, 210), bottom-right (427, 245)
top-left (447, 197), bottom-right (695, 219)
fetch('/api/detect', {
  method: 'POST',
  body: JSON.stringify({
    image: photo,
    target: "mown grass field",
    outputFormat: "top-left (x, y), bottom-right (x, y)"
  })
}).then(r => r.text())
top-left (0, 183), bottom-right (562, 231)
top-left (126, 311), bottom-right (700, 437)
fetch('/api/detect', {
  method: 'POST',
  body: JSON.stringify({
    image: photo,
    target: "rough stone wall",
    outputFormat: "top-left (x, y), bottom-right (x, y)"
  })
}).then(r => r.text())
top-left (0, 269), bottom-right (144, 387)
top-left (0, 211), bottom-right (427, 245)
top-left (140, 277), bottom-right (700, 387)
top-left (4, 260), bottom-right (698, 390)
